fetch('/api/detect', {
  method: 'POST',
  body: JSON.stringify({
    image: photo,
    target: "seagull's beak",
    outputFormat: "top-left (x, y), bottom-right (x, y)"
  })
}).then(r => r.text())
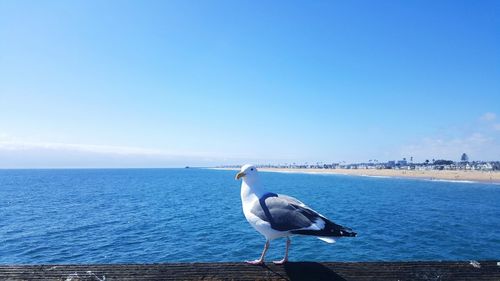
top-left (235, 171), bottom-right (246, 180)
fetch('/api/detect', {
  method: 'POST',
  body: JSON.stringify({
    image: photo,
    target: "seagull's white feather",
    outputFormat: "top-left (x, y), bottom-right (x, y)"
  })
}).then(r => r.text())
top-left (317, 237), bottom-right (336, 243)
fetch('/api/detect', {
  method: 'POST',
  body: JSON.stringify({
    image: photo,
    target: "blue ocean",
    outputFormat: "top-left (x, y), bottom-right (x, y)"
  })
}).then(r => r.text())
top-left (0, 168), bottom-right (499, 264)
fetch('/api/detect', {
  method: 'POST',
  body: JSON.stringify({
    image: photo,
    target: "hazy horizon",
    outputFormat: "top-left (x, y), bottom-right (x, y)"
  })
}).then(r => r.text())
top-left (1, 1), bottom-right (499, 168)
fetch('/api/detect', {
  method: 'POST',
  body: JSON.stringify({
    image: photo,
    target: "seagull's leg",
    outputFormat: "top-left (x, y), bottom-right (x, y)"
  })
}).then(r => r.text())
top-left (246, 239), bottom-right (270, 265)
top-left (273, 237), bottom-right (290, 265)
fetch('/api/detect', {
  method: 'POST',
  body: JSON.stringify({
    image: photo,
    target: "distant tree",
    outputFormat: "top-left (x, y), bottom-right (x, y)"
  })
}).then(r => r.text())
top-left (493, 162), bottom-right (500, 171)
top-left (434, 159), bottom-right (454, 165)
top-left (425, 159), bottom-right (430, 165)
top-left (461, 153), bottom-right (469, 162)
top-left (410, 156), bottom-right (413, 162)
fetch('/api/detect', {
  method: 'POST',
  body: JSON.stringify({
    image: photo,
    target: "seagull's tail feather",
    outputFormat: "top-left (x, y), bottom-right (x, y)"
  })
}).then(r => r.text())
top-left (291, 218), bottom-right (357, 238)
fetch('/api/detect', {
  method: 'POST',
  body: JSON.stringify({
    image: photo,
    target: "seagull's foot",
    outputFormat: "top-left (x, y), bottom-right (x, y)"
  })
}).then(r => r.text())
top-left (246, 259), bottom-right (265, 265)
top-left (273, 258), bottom-right (288, 265)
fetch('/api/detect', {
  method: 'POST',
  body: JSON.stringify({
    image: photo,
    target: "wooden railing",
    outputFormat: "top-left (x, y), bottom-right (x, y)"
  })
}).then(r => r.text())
top-left (1, 261), bottom-right (499, 280)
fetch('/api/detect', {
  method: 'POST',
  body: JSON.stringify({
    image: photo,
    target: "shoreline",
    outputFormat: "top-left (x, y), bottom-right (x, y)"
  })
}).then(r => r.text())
top-left (211, 167), bottom-right (500, 184)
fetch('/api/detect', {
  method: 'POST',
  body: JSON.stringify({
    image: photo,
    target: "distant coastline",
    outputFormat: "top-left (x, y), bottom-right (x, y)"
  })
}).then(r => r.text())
top-left (212, 167), bottom-right (500, 184)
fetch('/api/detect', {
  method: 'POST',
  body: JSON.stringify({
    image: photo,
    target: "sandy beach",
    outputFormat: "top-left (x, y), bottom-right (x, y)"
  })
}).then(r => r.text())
top-left (214, 167), bottom-right (500, 184)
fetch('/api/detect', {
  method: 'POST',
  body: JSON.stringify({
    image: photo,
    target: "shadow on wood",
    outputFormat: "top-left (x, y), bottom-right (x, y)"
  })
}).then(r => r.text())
top-left (283, 262), bottom-right (346, 281)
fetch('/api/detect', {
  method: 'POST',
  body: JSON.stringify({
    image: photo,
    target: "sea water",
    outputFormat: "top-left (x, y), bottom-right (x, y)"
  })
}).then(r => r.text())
top-left (0, 168), bottom-right (499, 263)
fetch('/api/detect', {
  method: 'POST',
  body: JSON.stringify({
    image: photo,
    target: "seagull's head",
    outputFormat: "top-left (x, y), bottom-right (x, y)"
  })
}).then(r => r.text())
top-left (235, 164), bottom-right (258, 182)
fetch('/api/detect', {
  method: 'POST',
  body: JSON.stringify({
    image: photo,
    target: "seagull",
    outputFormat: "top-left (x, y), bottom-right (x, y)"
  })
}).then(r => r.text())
top-left (235, 164), bottom-right (356, 265)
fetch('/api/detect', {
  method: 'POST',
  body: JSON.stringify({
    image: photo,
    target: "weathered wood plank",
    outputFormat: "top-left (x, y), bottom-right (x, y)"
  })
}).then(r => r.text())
top-left (0, 261), bottom-right (498, 281)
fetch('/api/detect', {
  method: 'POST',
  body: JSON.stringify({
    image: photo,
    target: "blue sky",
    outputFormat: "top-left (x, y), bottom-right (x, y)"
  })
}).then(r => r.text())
top-left (0, 0), bottom-right (499, 168)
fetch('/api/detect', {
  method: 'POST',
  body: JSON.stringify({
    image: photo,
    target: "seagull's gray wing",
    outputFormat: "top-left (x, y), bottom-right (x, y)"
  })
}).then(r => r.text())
top-left (250, 195), bottom-right (323, 232)
top-left (276, 194), bottom-right (307, 207)
top-left (251, 194), bottom-right (357, 237)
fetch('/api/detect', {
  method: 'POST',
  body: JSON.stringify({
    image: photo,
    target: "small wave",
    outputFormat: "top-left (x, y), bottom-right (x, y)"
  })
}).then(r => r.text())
top-left (427, 179), bottom-right (478, 184)
top-left (360, 175), bottom-right (392, 179)
top-left (260, 170), bottom-right (326, 175)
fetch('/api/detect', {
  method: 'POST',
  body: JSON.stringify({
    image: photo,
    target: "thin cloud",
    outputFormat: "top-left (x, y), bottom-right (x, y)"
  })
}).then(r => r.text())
top-left (480, 112), bottom-right (497, 121)
top-left (0, 138), bottom-right (266, 168)
top-left (400, 133), bottom-right (499, 161)
top-left (0, 141), bottom-right (178, 156)
top-left (398, 113), bottom-right (500, 161)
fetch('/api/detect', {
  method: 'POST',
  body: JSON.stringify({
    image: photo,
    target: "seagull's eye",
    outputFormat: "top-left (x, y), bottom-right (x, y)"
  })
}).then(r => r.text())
top-left (251, 168), bottom-right (254, 171)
